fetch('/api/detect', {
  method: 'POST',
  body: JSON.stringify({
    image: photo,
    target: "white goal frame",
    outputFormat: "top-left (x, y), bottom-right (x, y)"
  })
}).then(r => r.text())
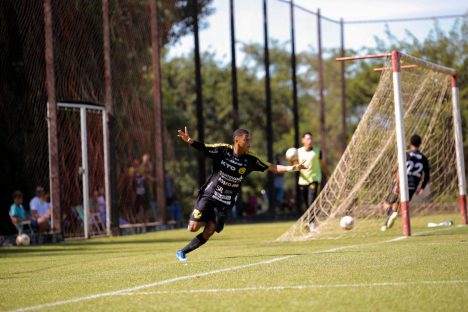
top-left (338, 50), bottom-right (467, 236)
top-left (56, 101), bottom-right (111, 238)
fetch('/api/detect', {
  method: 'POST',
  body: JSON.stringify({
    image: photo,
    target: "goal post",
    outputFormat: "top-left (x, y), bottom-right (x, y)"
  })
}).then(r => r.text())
top-left (56, 101), bottom-right (111, 238)
top-left (450, 76), bottom-right (468, 225)
top-left (397, 51), bottom-right (467, 229)
top-left (278, 51), bottom-right (466, 241)
top-left (392, 50), bottom-right (411, 236)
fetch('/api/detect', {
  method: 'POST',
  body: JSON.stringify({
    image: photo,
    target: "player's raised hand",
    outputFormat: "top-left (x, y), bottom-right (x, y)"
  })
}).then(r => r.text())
top-left (177, 126), bottom-right (192, 143)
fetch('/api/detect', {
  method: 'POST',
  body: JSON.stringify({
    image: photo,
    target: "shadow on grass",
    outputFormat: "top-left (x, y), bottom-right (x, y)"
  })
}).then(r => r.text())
top-left (0, 237), bottom-right (188, 257)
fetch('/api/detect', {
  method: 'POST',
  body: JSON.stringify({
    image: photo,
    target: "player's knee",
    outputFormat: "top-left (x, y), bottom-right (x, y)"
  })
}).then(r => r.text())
top-left (203, 224), bottom-right (216, 237)
top-left (187, 223), bottom-right (199, 232)
top-left (204, 228), bottom-right (215, 238)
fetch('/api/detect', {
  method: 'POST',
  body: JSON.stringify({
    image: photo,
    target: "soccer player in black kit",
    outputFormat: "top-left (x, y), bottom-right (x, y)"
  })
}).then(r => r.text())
top-left (381, 134), bottom-right (430, 231)
top-left (176, 127), bottom-right (306, 261)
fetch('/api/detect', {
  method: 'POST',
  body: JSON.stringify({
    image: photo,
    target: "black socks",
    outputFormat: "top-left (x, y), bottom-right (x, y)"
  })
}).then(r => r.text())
top-left (181, 233), bottom-right (208, 254)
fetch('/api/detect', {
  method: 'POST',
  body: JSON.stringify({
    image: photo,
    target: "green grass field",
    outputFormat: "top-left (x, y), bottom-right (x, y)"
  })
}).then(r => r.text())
top-left (1, 213), bottom-right (467, 311)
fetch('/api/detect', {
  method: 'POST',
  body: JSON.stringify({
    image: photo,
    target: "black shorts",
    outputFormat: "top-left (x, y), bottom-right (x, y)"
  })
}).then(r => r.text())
top-left (190, 196), bottom-right (229, 224)
top-left (299, 182), bottom-right (319, 208)
top-left (385, 183), bottom-right (416, 204)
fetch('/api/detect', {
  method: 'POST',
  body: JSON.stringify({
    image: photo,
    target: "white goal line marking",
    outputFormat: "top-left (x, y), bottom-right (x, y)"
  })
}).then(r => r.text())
top-left (117, 280), bottom-right (468, 296)
top-left (10, 226), bottom-right (459, 312)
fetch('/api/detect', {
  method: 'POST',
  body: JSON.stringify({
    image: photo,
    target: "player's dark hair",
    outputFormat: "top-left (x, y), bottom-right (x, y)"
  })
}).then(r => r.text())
top-left (302, 132), bottom-right (313, 138)
top-left (410, 134), bottom-right (422, 147)
top-left (13, 190), bottom-right (23, 199)
top-left (233, 128), bottom-right (249, 142)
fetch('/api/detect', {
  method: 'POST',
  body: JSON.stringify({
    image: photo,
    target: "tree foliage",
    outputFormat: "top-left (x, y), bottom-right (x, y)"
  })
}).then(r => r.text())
top-left (160, 16), bottom-right (468, 214)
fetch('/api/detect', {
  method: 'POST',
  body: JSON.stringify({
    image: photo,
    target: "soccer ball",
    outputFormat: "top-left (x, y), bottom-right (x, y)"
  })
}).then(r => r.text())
top-left (340, 216), bottom-right (354, 230)
top-left (16, 233), bottom-right (30, 246)
top-left (285, 147), bottom-right (298, 162)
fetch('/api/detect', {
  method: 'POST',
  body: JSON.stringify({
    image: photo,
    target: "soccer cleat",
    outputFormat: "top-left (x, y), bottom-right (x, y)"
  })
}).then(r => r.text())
top-left (380, 225), bottom-right (387, 232)
top-left (176, 250), bottom-right (187, 262)
top-left (308, 222), bottom-right (317, 231)
top-left (386, 211), bottom-right (398, 229)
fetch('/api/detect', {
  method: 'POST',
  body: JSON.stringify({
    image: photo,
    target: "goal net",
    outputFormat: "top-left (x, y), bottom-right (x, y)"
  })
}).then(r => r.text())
top-left (278, 53), bottom-right (463, 241)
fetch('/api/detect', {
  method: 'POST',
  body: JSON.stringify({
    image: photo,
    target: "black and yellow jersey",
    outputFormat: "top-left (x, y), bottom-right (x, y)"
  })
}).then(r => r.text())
top-left (191, 141), bottom-right (270, 206)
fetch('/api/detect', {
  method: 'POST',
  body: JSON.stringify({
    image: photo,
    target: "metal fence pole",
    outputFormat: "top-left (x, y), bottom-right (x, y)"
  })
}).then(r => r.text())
top-left (317, 9), bottom-right (326, 161)
top-left (44, 0), bottom-right (61, 233)
top-left (263, 0), bottom-right (275, 213)
top-left (193, 0), bottom-right (205, 188)
top-left (340, 18), bottom-right (347, 153)
top-left (289, 0), bottom-right (301, 212)
top-left (101, 0), bottom-right (117, 235)
top-left (150, 0), bottom-right (166, 223)
top-left (230, 0), bottom-right (239, 130)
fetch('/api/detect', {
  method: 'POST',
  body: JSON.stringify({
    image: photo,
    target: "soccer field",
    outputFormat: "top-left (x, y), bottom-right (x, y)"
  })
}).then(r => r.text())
top-left (1, 214), bottom-right (467, 312)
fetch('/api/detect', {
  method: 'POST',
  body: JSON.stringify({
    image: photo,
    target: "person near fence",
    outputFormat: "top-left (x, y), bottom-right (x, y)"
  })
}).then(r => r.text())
top-left (175, 127), bottom-right (307, 262)
top-left (9, 191), bottom-right (28, 233)
top-left (133, 172), bottom-right (147, 223)
top-left (140, 153), bottom-right (156, 221)
top-left (29, 186), bottom-right (50, 232)
top-left (98, 187), bottom-right (106, 225)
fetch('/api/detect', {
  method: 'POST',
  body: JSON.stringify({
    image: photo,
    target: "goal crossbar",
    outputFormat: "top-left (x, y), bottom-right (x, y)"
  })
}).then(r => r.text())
top-left (399, 52), bottom-right (456, 76)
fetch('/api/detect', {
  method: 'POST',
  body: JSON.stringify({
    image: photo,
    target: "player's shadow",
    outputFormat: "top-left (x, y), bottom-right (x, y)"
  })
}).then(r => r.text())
top-left (65, 237), bottom-right (189, 246)
top-left (0, 237), bottom-right (189, 258)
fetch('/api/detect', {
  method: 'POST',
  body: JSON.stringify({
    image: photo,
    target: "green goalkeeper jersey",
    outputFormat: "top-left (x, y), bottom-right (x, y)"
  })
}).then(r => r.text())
top-left (298, 146), bottom-right (322, 185)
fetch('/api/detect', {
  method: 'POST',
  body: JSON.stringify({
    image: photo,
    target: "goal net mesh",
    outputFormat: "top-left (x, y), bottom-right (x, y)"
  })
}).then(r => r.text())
top-left (278, 57), bottom-right (458, 241)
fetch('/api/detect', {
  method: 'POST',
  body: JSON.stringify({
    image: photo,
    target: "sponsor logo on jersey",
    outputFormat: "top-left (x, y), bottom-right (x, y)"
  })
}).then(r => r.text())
top-left (214, 191), bottom-right (231, 200)
top-left (238, 167), bottom-right (246, 174)
top-left (220, 171), bottom-right (243, 182)
top-left (218, 177), bottom-right (240, 188)
top-left (212, 193), bottom-right (231, 205)
top-left (192, 209), bottom-right (202, 219)
top-left (221, 160), bottom-right (236, 171)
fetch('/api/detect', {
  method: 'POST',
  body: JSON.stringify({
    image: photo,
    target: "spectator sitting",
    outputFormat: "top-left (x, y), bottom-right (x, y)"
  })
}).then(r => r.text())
top-left (90, 188), bottom-right (107, 225)
top-left (98, 187), bottom-right (106, 226)
top-left (30, 187), bottom-right (51, 232)
top-left (9, 191), bottom-right (29, 233)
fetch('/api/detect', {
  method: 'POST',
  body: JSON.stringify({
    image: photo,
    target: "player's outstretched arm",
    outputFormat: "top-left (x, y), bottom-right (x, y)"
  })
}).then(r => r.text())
top-left (177, 126), bottom-right (193, 144)
top-left (268, 160), bottom-right (307, 173)
top-left (178, 126), bottom-right (207, 152)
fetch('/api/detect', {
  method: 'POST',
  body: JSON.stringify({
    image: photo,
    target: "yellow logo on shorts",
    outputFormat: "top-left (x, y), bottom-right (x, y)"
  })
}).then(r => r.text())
top-left (192, 209), bottom-right (202, 219)
top-left (239, 167), bottom-right (246, 174)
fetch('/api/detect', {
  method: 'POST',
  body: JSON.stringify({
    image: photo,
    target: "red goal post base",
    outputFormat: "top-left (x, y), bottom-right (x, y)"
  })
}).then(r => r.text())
top-left (460, 195), bottom-right (468, 225)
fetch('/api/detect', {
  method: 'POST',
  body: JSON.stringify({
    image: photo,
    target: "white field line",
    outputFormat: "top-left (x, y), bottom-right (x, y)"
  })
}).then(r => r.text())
top-left (117, 280), bottom-right (468, 296)
top-left (10, 226), bottom-right (459, 312)
top-left (10, 256), bottom-right (294, 312)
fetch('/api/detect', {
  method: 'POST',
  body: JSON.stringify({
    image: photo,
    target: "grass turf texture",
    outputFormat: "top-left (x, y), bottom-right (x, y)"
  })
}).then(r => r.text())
top-left (1, 213), bottom-right (467, 311)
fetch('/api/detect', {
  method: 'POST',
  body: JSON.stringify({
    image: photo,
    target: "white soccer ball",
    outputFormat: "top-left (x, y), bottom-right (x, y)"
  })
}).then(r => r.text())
top-left (340, 216), bottom-right (354, 230)
top-left (285, 147), bottom-right (298, 162)
top-left (16, 233), bottom-right (30, 246)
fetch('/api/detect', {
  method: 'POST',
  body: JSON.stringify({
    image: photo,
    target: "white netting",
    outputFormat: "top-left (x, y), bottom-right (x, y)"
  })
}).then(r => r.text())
top-left (278, 57), bottom-right (458, 241)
